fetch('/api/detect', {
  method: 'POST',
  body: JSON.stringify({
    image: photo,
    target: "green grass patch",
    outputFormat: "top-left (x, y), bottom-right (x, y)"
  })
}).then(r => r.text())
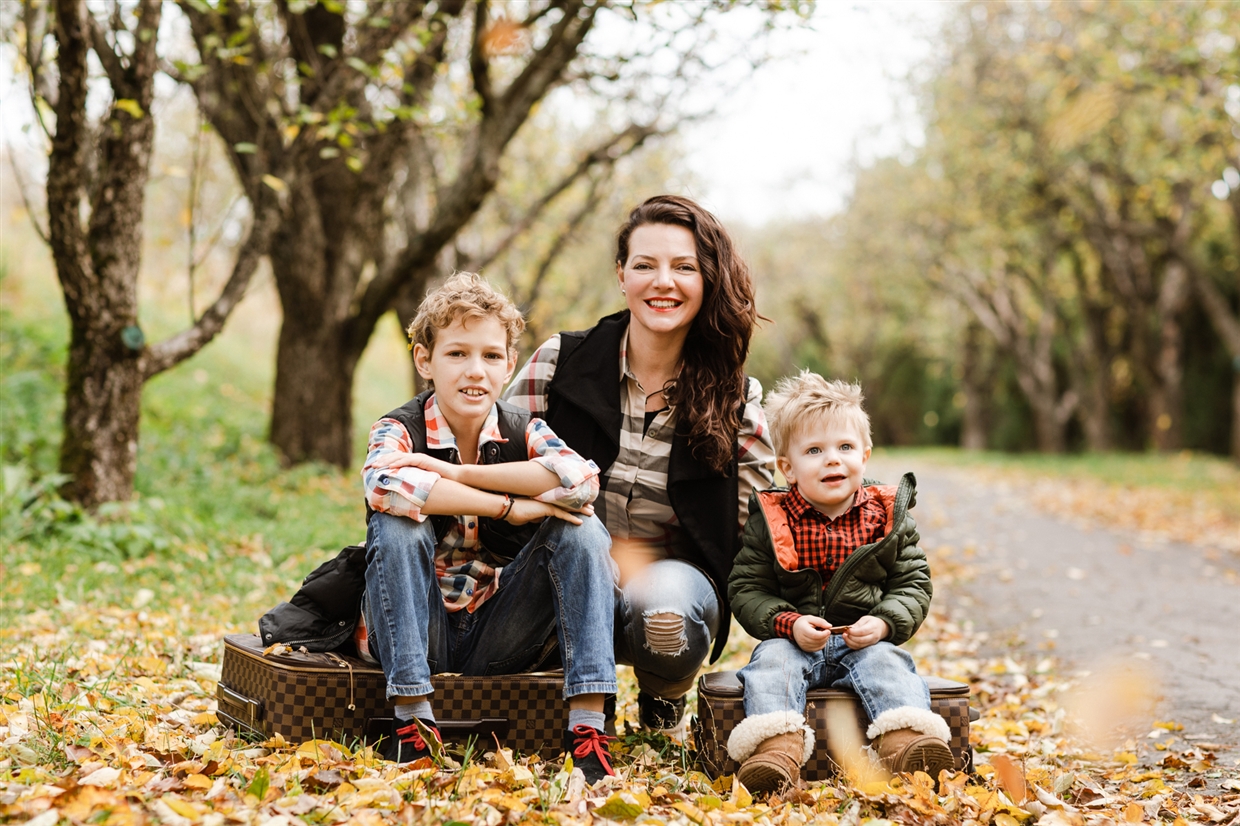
top-left (1, 276), bottom-right (366, 630)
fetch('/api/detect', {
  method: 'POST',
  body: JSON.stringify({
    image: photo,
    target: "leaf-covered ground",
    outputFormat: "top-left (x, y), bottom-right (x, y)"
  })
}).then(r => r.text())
top-left (4, 543), bottom-right (1239, 826)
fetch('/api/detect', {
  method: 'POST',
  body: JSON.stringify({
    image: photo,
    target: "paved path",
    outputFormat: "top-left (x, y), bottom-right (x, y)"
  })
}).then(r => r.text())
top-left (868, 457), bottom-right (1240, 773)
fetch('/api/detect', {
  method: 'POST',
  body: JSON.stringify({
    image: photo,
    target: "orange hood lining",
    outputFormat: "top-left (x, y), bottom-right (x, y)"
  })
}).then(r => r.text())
top-left (757, 485), bottom-right (897, 572)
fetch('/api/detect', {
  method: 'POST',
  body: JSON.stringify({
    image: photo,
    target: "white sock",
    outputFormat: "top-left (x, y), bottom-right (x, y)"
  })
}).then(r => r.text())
top-left (394, 700), bottom-right (434, 724)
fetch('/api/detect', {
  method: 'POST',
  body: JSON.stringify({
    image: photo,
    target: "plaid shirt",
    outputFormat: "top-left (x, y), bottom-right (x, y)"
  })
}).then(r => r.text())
top-left (771, 484), bottom-right (889, 640)
top-left (504, 330), bottom-right (775, 557)
top-left (362, 395), bottom-right (599, 613)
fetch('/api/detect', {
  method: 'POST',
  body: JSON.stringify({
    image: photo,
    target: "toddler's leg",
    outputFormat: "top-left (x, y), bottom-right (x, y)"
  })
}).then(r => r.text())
top-left (833, 640), bottom-right (954, 781)
top-left (728, 639), bottom-right (820, 792)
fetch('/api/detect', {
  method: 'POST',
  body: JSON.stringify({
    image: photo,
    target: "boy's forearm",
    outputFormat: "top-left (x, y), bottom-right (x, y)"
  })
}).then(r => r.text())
top-left (452, 461), bottom-right (562, 497)
top-left (420, 477), bottom-right (508, 518)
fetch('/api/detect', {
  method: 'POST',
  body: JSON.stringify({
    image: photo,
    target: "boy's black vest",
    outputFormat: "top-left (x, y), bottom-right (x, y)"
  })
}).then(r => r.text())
top-left (542, 309), bottom-right (746, 662)
top-left (365, 389), bottom-right (537, 562)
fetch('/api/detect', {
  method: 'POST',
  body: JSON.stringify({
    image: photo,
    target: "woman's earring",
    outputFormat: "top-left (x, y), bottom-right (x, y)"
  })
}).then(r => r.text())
top-left (620, 285), bottom-right (626, 295)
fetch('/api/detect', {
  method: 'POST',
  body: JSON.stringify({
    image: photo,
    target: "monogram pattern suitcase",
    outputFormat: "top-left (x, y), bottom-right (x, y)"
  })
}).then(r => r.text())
top-left (216, 633), bottom-right (569, 757)
top-left (695, 670), bottom-right (975, 780)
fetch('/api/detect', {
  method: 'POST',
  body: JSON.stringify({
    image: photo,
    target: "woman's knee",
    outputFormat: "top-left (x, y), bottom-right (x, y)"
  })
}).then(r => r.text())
top-left (625, 565), bottom-right (717, 649)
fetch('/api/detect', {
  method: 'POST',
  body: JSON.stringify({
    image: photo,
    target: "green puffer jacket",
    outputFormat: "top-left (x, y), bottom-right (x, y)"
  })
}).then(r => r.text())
top-left (727, 472), bottom-right (931, 647)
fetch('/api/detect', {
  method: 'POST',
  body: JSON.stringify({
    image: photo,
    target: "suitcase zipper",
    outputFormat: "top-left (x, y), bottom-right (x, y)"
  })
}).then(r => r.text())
top-left (324, 651), bottom-right (357, 711)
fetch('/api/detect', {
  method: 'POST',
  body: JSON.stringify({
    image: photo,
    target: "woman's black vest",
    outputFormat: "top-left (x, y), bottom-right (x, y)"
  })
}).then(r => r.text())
top-left (366, 389), bottom-right (537, 562)
top-left (541, 310), bottom-right (745, 662)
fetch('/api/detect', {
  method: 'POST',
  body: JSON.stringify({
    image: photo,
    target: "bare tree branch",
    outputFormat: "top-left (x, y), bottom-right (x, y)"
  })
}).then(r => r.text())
top-left (143, 197), bottom-right (283, 378)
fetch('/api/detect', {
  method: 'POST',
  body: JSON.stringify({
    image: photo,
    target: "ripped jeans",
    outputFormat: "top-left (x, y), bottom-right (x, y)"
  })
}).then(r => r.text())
top-left (614, 559), bottom-right (720, 699)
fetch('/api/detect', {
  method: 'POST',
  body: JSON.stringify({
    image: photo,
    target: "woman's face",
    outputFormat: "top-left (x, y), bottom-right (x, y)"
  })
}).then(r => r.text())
top-left (617, 223), bottom-right (704, 340)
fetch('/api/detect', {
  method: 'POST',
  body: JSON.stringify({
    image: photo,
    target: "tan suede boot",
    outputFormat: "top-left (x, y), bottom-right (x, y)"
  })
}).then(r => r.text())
top-left (872, 728), bottom-right (955, 780)
top-left (736, 732), bottom-right (807, 793)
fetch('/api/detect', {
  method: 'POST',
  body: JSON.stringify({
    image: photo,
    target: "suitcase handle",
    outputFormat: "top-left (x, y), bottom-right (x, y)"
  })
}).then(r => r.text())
top-left (365, 717), bottom-right (512, 746)
top-left (218, 686), bottom-right (264, 728)
top-left (436, 718), bottom-right (511, 740)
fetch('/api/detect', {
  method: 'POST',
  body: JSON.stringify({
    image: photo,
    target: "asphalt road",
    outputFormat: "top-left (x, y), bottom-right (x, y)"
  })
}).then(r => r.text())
top-left (867, 456), bottom-right (1240, 773)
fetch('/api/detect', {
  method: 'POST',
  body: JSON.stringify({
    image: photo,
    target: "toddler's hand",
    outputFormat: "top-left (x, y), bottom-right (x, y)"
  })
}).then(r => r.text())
top-left (792, 615), bottom-right (833, 653)
top-left (841, 615), bottom-right (889, 650)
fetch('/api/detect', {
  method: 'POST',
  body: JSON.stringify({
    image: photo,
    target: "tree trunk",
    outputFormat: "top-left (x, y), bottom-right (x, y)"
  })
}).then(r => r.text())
top-left (1148, 261), bottom-right (1190, 451)
top-left (58, 324), bottom-right (145, 505)
top-left (1232, 368), bottom-right (1240, 463)
top-left (269, 317), bottom-right (361, 467)
top-left (959, 320), bottom-right (990, 450)
top-left (1013, 369), bottom-right (1067, 453)
top-left (46, 0), bottom-right (158, 507)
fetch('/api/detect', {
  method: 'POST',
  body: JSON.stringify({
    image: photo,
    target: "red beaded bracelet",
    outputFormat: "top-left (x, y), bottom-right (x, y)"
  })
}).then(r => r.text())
top-left (496, 494), bottom-right (513, 521)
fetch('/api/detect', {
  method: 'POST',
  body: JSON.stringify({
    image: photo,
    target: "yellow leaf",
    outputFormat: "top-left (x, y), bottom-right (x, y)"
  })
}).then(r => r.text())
top-left (731, 776), bottom-right (753, 808)
top-left (698, 795), bottom-right (723, 810)
top-left (594, 793), bottom-right (645, 819)
top-left (262, 174), bottom-right (287, 193)
top-left (114, 99), bottom-right (144, 118)
top-left (501, 766), bottom-right (534, 787)
top-left (711, 774), bottom-right (734, 793)
top-left (192, 712), bottom-right (217, 727)
top-left (672, 801), bottom-right (705, 823)
top-left (1123, 801), bottom-right (1144, 822)
top-left (1116, 752), bottom-right (1139, 765)
top-left (995, 816), bottom-right (1023, 826)
top-left (164, 797), bottom-right (202, 819)
top-left (183, 773), bottom-right (213, 789)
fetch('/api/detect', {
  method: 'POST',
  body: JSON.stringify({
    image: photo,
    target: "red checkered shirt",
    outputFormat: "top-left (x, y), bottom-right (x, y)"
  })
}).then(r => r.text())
top-left (771, 484), bottom-right (889, 640)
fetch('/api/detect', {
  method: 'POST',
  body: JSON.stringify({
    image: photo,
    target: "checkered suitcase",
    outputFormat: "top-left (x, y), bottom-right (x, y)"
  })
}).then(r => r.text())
top-left (216, 633), bottom-right (569, 757)
top-left (694, 670), bottom-right (975, 780)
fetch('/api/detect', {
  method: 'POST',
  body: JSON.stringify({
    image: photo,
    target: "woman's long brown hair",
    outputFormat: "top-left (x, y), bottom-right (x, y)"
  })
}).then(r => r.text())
top-left (615, 195), bottom-right (759, 475)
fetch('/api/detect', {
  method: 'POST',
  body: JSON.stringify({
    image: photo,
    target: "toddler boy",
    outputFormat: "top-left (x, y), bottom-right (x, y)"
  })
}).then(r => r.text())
top-left (360, 273), bottom-right (617, 782)
top-left (726, 371), bottom-right (953, 792)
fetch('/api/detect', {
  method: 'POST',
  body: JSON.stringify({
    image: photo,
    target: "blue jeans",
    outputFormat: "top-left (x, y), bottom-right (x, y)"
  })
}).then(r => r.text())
top-left (739, 636), bottom-right (931, 721)
top-left (363, 512), bottom-right (618, 700)
top-left (614, 559), bottom-right (720, 699)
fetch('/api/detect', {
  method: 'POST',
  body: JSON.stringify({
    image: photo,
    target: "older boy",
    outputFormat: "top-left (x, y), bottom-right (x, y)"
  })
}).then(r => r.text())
top-left (360, 273), bottom-right (617, 782)
top-left (726, 372), bottom-right (953, 792)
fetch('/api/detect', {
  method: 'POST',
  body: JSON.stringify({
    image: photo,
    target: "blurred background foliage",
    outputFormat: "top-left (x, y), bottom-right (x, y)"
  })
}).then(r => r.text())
top-left (2, 0), bottom-right (1239, 590)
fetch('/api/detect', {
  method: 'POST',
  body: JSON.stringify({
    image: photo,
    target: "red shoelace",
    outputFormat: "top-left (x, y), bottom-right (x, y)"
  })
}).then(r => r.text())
top-left (570, 725), bottom-right (614, 774)
top-left (395, 722), bottom-right (438, 751)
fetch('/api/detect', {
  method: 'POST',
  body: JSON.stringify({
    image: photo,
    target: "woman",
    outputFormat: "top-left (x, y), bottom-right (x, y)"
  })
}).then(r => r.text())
top-left (505, 195), bottom-right (775, 732)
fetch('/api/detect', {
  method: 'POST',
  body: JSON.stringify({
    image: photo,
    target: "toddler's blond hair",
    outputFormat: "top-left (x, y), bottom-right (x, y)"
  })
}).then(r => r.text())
top-left (765, 370), bottom-right (872, 458)
top-left (406, 272), bottom-right (525, 356)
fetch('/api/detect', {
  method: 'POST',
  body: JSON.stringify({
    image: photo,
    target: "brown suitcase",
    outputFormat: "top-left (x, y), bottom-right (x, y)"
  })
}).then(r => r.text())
top-left (216, 633), bottom-right (569, 757)
top-left (694, 670), bottom-right (975, 780)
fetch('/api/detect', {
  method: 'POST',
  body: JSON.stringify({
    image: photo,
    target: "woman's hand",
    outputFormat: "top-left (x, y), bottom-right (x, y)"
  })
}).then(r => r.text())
top-left (372, 452), bottom-right (459, 482)
top-left (504, 498), bottom-right (584, 526)
top-left (841, 615), bottom-right (889, 650)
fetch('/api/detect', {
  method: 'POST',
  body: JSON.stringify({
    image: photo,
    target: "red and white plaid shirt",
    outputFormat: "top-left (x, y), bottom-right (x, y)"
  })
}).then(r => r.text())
top-left (772, 484), bottom-right (889, 640)
top-left (361, 394), bottom-right (599, 613)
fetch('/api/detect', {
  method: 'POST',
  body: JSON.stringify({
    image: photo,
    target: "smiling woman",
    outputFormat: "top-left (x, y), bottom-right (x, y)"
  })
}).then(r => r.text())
top-left (504, 195), bottom-right (776, 735)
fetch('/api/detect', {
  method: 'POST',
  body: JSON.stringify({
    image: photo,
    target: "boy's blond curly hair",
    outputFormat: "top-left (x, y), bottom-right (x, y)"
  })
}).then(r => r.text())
top-left (406, 272), bottom-right (525, 356)
top-left (764, 370), bottom-right (872, 457)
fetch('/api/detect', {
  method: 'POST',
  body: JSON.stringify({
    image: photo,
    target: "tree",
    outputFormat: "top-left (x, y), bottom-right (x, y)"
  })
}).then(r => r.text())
top-left (24, 0), bottom-right (280, 506)
top-left (174, 0), bottom-right (798, 467)
top-left (902, 0), bottom-right (1240, 452)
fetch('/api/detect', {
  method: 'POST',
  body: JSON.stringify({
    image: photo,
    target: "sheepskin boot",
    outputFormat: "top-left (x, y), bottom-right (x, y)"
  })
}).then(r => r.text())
top-left (727, 712), bottom-right (815, 793)
top-left (866, 707), bottom-right (955, 781)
